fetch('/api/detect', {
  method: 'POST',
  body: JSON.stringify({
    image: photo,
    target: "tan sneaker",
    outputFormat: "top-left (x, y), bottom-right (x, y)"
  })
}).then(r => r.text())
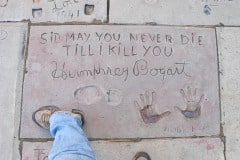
top-left (133, 152), bottom-right (151, 160)
top-left (71, 109), bottom-right (85, 126)
top-left (32, 106), bottom-right (61, 129)
top-left (32, 106), bottom-right (85, 129)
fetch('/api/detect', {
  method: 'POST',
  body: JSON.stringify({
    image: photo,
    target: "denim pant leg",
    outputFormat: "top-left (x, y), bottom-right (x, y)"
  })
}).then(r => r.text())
top-left (48, 112), bottom-right (96, 160)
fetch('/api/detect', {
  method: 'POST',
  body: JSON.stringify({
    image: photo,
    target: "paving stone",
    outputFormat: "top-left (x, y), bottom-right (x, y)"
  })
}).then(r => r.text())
top-left (0, 23), bottom-right (28, 160)
top-left (30, 0), bottom-right (107, 23)
top-left (22, 138), bottom-right (224, 160)
top-left (217, 27), bottom-right (240, 160)
top-left (21, 25), bottom-right (220, 139)
top-left (110, 0), bottom-right (240, 25)
top-left (0, 0), bottom-right (107, 23)
top-left (0, 1), bottom-right (30, 21)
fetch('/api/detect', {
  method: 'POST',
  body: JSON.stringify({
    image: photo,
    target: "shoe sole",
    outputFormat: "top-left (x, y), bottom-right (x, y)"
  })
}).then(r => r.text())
top-left (32, 105), bottom-right (61, 129)
top-left (133, 152), bottom-right (151, 160)
top-left (71, 109), bottom-right (85, 126)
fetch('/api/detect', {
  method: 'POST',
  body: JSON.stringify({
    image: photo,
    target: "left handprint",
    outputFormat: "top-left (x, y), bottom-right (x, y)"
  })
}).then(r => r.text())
top-left (134, 91), bottom-right (171, 124)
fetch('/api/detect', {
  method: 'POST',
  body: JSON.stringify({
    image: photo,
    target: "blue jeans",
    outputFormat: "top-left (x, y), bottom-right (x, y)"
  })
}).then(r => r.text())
top-left (48, 112), bottom-right (96, 160)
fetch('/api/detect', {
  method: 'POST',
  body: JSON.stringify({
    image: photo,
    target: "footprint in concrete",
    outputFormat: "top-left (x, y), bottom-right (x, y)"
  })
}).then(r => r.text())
top-left (105, 89), bottom-right (123, 106)
top-left (74, 85), bottom-right (103, 105)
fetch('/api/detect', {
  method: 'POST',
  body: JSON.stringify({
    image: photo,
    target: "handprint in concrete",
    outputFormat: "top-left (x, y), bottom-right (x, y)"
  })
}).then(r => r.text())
top-left (134, 91), bottom-right (171, 124)
top-left (174, 86), bottom-right (205, 119)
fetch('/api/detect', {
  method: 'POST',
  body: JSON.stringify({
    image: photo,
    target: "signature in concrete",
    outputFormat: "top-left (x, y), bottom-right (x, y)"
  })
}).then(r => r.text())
top-left (47, 0), bottom-right (80, 13)
top-left (134, 90), bottom-right (171, 124)
top-left (0, 0), bottom-right (8, 7)
top-left (174, 86), bottom-right (205, 119)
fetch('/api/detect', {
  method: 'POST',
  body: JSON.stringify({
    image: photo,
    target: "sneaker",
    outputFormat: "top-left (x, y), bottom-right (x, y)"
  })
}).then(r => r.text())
top-left (32, 106), bottom-right (85, 129)
top-left (133, 152), bottom-right (151, 160)
top-left (32, 106), bottom-right (61, 129)
top-left (71, 109), bottom-right (85, 126)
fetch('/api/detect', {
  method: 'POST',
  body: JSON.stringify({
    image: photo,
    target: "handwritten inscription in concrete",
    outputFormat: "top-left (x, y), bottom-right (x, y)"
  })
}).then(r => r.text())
top-left (31, 0), bottom-right (107, 23)
top-left (0, 0), bottom-right (106, 23)
top-left (22, 138), bottom-right (224, 160)
top-left (21, 25), bottom-right (220, 138)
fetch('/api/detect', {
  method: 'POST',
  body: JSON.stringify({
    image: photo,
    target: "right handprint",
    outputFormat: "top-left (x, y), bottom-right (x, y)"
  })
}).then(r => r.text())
top-left (174, 86), bottom-right (205, 119)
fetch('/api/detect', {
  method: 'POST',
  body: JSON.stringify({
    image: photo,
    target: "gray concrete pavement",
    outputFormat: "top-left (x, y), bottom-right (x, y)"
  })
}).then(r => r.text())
top-left (0, 1), bottom-right (240, 160)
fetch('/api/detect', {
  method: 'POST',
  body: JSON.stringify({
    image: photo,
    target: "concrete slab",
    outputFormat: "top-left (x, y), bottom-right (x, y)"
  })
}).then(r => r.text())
top-left (0, 23), bottom-right (28, 160)
top-left (22, 138), bottom-right (224, 160)
top-left (30, 0), bottom-right (107, 23)
top-left (0, 0), bottom-right (107, 23)
top-left (21, 25), bottom-right (220, 139)
top-left (0, 1), bottom-right (30, 21)
top-left (109, 0), bottom-right (240, 25)
top-left (217, 27), bottom-right (240, 160)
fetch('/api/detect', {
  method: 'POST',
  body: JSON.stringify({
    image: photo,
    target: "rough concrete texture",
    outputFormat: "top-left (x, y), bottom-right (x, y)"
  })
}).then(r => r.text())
top-left (0, 1), bottom-right (29, 21)
top-left (217, 27), bottom-right (240, 160)
top-left (30, 0), bottom-right (107, 23)
top-left (0, 0), bottom-right (107, 23)
top-left (0, 1), bottom-right (239, 160)
top-left (22, 138), bottom-right (224, 160)
top-left (110, 0), bottom-right (240, 25)
top-left (0, 23), bottom-right (28, 160)
top-left (21, 25), bottom-right (220, 139)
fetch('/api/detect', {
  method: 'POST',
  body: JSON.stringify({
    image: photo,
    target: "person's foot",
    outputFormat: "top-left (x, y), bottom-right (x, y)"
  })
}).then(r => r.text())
top-left (133, 152), bottom-right (151, 160)
top-left (32, 106), bottom-right (61, 129)
top-left (32, 106), bottom-right (84, 129)
top-left (71, 109), bottom-right (85, 126)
